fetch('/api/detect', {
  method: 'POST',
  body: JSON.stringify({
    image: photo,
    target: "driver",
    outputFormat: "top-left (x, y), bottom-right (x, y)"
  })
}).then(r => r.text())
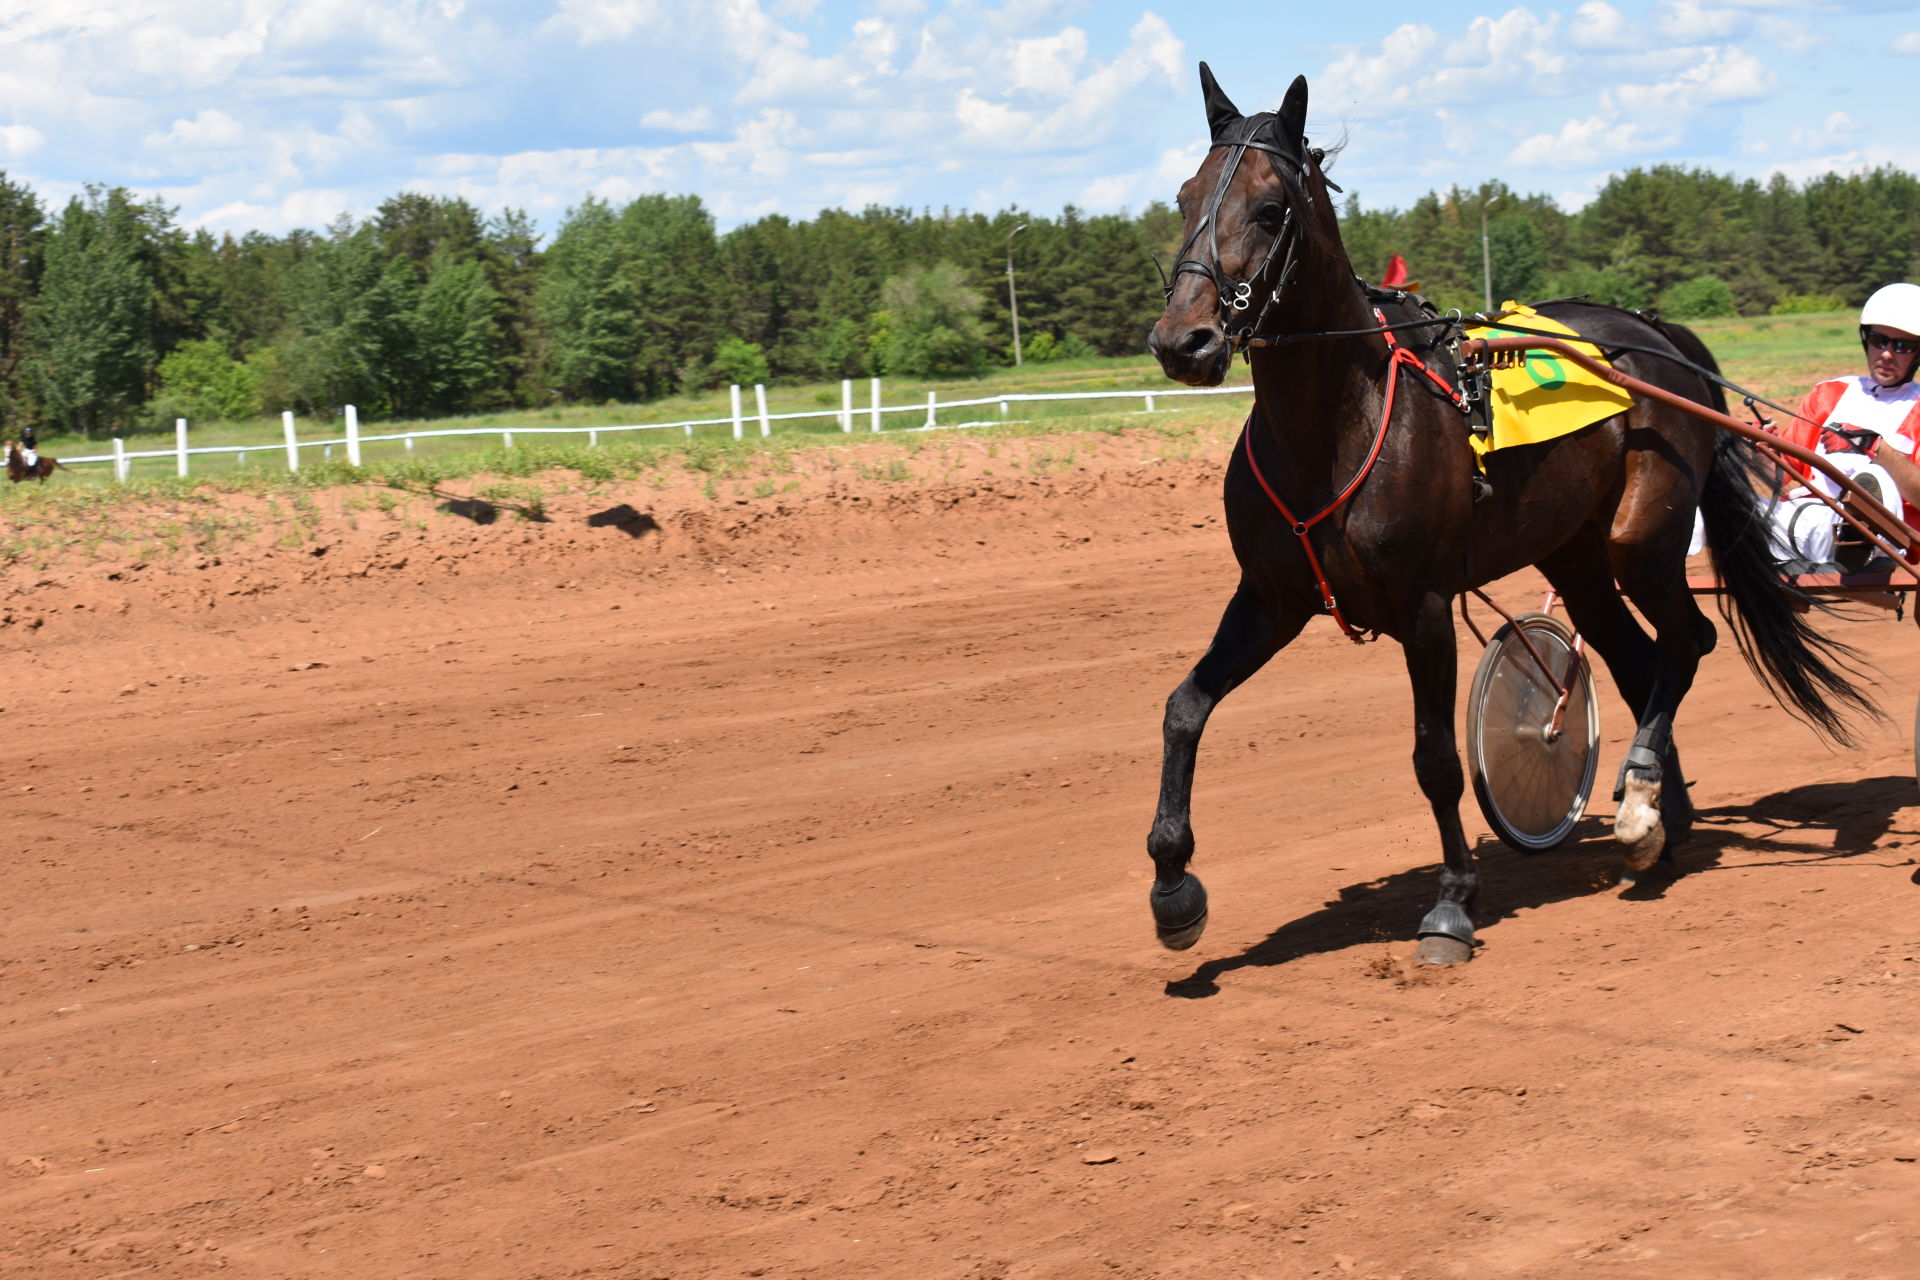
top-left (1766, 283), bottom-right (1920, 568)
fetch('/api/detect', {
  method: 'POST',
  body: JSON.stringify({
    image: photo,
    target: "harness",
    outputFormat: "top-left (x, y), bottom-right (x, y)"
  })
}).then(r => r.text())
top-left (1240, 306), bottom-right (1468, 643)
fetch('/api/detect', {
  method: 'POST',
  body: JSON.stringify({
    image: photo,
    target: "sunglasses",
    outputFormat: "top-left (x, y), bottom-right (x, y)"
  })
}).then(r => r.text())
top-left (1863, 329), bottom-right (1920, 356)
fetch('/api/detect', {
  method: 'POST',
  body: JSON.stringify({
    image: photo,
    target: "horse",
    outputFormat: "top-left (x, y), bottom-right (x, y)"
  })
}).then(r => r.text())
top-left (1142, 65), bottom-right (1874, 965)
top-left (5, 442), bottom-right (66, 483)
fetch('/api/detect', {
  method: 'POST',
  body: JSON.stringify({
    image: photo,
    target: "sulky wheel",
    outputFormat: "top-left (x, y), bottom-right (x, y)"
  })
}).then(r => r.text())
top-left (1467, 611), bottom-right (1601, 852)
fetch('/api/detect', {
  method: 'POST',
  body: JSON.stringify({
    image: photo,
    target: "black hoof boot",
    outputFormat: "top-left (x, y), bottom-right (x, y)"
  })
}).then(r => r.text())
top-left (1151, 874), bottom-right (1209, 951)
top-left (1415, 900), bottom-right (1475, 965)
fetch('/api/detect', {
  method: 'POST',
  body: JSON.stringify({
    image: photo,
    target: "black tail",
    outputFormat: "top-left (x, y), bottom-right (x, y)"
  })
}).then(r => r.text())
top-left (1698, 432), bottom-right (1880, 745)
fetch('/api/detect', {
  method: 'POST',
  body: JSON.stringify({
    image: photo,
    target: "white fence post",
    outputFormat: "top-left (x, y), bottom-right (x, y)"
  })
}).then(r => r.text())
top-left (730, 384), bottom-right (744, 441)
top-left (113, 437), bottom-right (127, 483)
top-left (282, 410), bottom-right (299, 472)
top-left (175, 418), bottom-right (189, 477)
top-left (925, 392), bottom-right (936, 429)
top-left (503, 431), bottom-right (513, 448)
top-left (999, 398), bottom-right (1009, 418)
top-left (840, 379), bottom-right (853, 432)
top-left (754, 384), bottom-right (771, 438)
top-left (1144, 393), bottom-right (1156, 412)
top-left (405, 435), bottom-right (415, 451)
top-left (344, 404), bottom-right (362, 466)
top-left (869, 377), bottom-right (881, 432)
top-left (589, 429), bottom-right (599, 447)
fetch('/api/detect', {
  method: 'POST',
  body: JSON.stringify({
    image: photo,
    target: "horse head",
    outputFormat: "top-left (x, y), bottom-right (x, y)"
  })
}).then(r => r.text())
top-left (1149, 64), bottom-right (1333, 386)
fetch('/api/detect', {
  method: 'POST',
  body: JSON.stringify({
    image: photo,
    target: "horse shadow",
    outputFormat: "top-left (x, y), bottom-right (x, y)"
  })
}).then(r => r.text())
top-left (1164, 774), bottom-right (1920, 998)
top-left (586, 503), bottom-right (661, 537)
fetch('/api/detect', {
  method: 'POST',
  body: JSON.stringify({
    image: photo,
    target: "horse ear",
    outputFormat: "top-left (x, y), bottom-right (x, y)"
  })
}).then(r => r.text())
top-left (1277, 75), bottom-right (1308, 149)
top-left (1198, 62), bottom-right (1241, 139)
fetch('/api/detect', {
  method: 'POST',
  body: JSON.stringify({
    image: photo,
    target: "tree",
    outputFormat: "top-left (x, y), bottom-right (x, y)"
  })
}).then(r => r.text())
top-left (0, 173), bottom-right (43, 419)
top-left (409, 250), bottom-right (499, 416)
top-left (877, 262), bottom-right (989, 377)
top-left (273, 218), bottom-right (419, 417)
top-left (152, 337), bottom-right (259, 421)
top-left (698, 336), bottom-right (770, 389)
top-left (536, 198), bottom-right (640, 402)
top-left (27, 186), bottom-right (161, 436)
top-left (620, 194), bottom-right (722, 398)
top-left (374, 193), bottom-right (485, 271)
top-left (1658, 274), bottom-right (1737, 320)
top-left (1057, 214), bottom-right (1159, 356)
top-left (481, 208), bottom-right (542, 406)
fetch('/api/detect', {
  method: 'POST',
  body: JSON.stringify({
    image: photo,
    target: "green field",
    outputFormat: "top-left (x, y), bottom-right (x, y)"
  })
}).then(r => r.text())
top-left (0, 309), bottom-right (1867, 503)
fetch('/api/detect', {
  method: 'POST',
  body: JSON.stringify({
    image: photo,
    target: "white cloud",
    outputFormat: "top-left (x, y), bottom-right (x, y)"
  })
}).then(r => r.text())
top-left (1896, 31), bottom-right (1920, 53)
top-left (0, 125), bottom-right (44, 158)
top-left (147, 109), bottom-right (245, 150)
top-left (544, 0), bottom-right (666, 45)
top-left (1507, 114), bottom-right (1657, 168)
top-left (1568, 1), bottom-right (1631, 50)
top-left (1655, 0), bottom-right (1741, 41)
top-left (1608, 45), bottom-right (1774, 116)
top-left (641, 107), bottom-right (716, 132)
top-left (1784, 110), bottom-right (1857, 153)
top-left (1318, 9), bottom-right (1566, 117)
top-left (1008, 28), bottom-right (1089, 95)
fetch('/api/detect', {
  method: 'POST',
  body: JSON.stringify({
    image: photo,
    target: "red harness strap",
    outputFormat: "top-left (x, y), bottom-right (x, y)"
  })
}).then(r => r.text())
top-left (1240, 309), bottom-right (1465, 644)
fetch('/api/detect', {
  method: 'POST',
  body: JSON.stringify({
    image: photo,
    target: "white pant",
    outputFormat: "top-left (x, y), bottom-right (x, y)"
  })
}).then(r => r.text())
top-left (1765, 454), bottom-right (1897, 565)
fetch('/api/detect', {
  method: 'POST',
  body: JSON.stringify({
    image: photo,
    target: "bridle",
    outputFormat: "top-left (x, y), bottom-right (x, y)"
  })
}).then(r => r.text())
top-left (1164, 110), bottom-right (1330, 352)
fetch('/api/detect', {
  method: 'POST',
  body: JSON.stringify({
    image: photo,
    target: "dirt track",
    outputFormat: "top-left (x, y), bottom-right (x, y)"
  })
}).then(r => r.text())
top-left (5, 425), bottom-right (1920, 1280)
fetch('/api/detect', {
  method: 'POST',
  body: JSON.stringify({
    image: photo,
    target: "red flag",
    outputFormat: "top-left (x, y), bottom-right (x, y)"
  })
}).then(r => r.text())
top-left (1381, 254), bottom-right (1408, 287)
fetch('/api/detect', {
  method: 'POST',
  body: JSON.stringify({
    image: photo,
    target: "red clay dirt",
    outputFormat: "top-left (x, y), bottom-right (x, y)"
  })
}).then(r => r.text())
top-left (4, 424), bottom-right (1920, 1280)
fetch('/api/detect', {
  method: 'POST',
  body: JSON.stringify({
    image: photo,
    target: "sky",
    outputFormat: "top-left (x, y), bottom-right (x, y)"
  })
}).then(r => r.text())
top-left (2, 0), bottom-right (1918, 238)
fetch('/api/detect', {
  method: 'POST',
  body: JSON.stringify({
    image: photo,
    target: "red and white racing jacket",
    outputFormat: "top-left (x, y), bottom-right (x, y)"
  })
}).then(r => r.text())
top-left (1778, 375), bottom-right (1920, 531)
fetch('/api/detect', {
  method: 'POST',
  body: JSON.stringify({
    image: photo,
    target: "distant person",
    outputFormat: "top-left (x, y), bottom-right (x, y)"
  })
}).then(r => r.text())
top-left (17, 425), bottom-right (36, 471)
top-left (1765, 283), bottom-right (1920, 568)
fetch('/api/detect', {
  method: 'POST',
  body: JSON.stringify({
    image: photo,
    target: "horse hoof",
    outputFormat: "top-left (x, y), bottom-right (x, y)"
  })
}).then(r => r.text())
top-left (1150, 873), bottom-right (1209, 951)
top-left (1416, 934), bottom-right (1473, 965)
top-left (1615, 771), bottom-right (1665, 870)
top-left (1415, 900), bottom-right (1475, 965)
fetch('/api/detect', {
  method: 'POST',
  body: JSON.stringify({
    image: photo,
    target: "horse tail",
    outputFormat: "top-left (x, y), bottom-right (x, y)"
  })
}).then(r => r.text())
top-left (1697, 432), bottom-right (1881, 746)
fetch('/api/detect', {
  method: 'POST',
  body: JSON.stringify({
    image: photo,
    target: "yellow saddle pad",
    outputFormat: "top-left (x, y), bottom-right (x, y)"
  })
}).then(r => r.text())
top-left (1466, 302), bottom-right (1633, 462)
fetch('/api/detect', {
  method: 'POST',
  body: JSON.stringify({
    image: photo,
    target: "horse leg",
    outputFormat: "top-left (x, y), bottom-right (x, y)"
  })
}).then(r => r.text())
top-left (1608, 524), bottom-right (1708, 870)
top-left (1542, 529), bottom-right (1702, 870)
top-left (1404, 590), bottom-right (1478, 964)
top-left (1147, 580), bottom-right (1306, 950)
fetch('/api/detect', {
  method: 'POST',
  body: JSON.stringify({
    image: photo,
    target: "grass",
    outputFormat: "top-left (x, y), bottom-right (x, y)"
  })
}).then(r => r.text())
top-left (25, 353), bottom-right (1250, 487)
top-left (1679, 310), bottom-right (1863, 406)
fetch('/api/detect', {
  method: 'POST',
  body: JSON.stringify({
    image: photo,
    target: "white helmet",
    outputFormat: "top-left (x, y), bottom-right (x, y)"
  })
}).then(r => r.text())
top-left (1860, 283), bottom-right (1920, 336)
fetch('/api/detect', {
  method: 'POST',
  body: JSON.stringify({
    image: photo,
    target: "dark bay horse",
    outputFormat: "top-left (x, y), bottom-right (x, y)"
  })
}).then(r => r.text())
top-left (1143, 66), bottom-right (1873, 964)
top-left (5, 442), bottom-right (65, 483)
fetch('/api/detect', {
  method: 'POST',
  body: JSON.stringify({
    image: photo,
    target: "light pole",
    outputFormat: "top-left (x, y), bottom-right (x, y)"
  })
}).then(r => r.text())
top-left (1480, 193), bottom-right (1501, 313)
top-left (1007, 222), bottom-right (1028, 366)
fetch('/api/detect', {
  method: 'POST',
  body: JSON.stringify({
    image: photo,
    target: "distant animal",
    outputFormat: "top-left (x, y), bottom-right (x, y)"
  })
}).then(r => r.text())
top-left (5, 441), bottom-right (66, 483)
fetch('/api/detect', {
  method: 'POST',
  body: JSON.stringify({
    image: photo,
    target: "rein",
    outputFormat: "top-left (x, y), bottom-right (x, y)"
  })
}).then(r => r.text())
top-left (1241, 309), bottom-right (1469, 643)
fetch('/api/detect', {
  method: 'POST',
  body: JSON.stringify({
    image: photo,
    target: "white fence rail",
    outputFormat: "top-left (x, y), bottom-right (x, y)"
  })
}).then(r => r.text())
top-left (52, 378), bottom-right (1256, 481)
